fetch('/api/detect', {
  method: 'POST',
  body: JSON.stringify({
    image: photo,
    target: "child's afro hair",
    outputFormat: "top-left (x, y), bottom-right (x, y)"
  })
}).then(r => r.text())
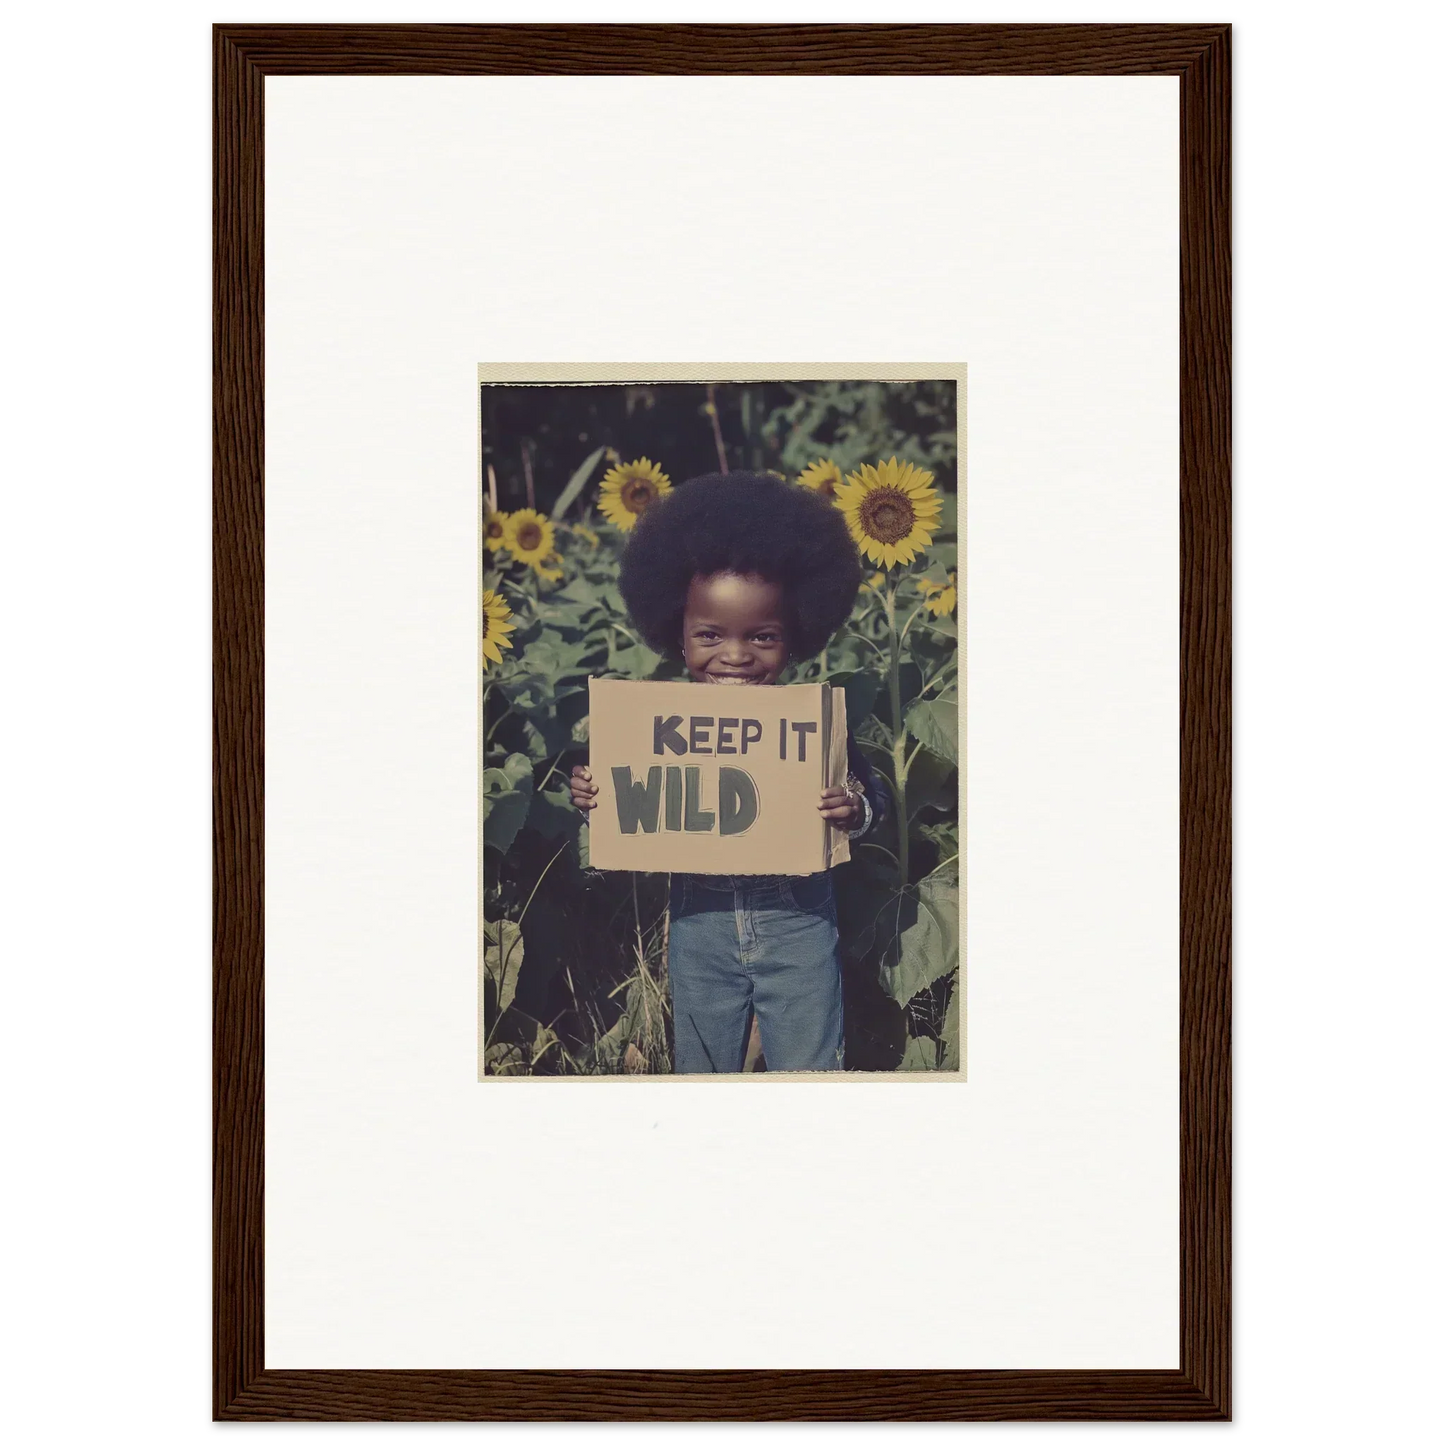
top-left (617, 470), bottom-right (862, 661)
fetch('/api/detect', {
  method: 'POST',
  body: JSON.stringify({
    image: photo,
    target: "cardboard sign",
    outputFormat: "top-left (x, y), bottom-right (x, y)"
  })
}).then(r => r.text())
top-left (586, 678), bottom-right (852, 876)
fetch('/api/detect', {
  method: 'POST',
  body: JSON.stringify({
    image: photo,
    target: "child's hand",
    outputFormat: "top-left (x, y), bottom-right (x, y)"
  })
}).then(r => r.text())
top-left (570, 765), bottom-right (599, 814)
top-left (819, 786), bottom-right (862, 832)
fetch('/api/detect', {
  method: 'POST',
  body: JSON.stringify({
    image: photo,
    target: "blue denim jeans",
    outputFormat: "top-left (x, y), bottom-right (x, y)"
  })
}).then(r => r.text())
top-left (668, 872), bottom-right (845, 1074)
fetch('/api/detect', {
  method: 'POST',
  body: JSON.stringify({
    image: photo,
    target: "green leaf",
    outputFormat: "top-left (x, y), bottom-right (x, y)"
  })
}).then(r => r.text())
top-left (555, 575), bottom-right (602, 606)
top-left (499, 752), bottom-right (533, 788)
top-left (528, 786), bottom-right (581, 842)
top-left (917, 818), bottom-right (958, 858)
top-left (531, 599), bottom-right (595, 632)
top-left (482, 789), bottom-right (529, 853)
top-left (529, 1021), bottom-right (564, 1070)
top-left (495, 672), bottom-right (555, 714)
top-left (584, 1003), bottom-right (631, 1073)
top-left (485, 1041), bottom-right (527, 1076)
top-left (856, 713), bottom-right (895, 755)
top-left (829, 670), bottom-right (882, 731)
top-left (905, 746), bottom-right (956, 820)
top-left (550, 447), bottom-right (607, 519)
top-left (609, 641), bottom-right (662, 678)
top-left (835, 859), bottom-right (907, 963)
top-left (827, 632), bottom-right (876, 673)
top-left (905, 697), bottom-right (958, 767)
top-left (879, 870), bottom-right (959, 1006)
top-left (519, 628), bottom-right (594, 681)
top-left (516, 718), bottom-right (552, 762)
top-left (514, 706), bottom-right (578, 761)
top-left (899, 1033), bottom-right (940, 1071)
top-left (941, 981), bottom-right (961, 1072)
top-left (483, 918), bottom-right (525, 1016)
top-left (482, 755), bottom-right (534, 853)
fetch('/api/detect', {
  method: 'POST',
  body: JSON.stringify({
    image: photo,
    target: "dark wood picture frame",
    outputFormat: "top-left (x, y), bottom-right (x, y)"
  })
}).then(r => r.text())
top-left (215, 23), bottom-right (1229, 1422)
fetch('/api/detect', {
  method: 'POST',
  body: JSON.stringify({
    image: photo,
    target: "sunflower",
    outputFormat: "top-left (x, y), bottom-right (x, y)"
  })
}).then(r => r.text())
top-left (835, 457), bottom-right (942, 568)
top-left (481, 589), bottom-right (516, 667)
top-left (483, 508), bottom-right (510, 552)
top-left (533, 550), bottom-right (564, 583)
top-left (797, 458), bottom-right (844, 500)
top-left (503, 509), bottom-right (555, 568)
top-left (570, 522), bottom-right (600, 549)
top-left (919, 572), bottom-right (957, 617)
top-left (598, 458), bottom-right (671, 531)
top-left (860, 571), bottom-right (886, 594)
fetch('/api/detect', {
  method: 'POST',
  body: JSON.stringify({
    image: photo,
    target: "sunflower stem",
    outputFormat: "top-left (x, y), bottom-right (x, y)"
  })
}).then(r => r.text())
top-left (885, 578), bottom-right (910, 887)
top-left (897, 600), bottom-right (929, 650)
top-left (484, 699), bottom-right (512, 745)
top-left (705, 384), bottom-right (729, 474)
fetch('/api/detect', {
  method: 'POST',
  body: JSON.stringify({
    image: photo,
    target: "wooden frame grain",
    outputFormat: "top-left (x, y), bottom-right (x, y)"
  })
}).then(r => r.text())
top-left (215, 23), bottom-right (1230, 1421)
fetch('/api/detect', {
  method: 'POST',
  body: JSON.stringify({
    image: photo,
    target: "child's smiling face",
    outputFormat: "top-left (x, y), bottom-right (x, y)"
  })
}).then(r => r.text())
top-left (681, 572), bottom-right (789, 685)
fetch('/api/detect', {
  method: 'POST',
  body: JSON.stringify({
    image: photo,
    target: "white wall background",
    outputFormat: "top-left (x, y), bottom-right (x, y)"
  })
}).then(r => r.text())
top-left (264, 72), bottom-right (1177, 1371)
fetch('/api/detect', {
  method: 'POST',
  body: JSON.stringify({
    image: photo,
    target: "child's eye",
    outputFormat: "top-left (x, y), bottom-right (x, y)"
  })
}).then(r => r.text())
top-left (753, 632), bottom-right (779, 644)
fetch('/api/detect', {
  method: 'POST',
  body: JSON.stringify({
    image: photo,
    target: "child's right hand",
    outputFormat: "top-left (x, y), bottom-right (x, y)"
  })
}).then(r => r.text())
top-left (569, 765), bottom-right (598, 814)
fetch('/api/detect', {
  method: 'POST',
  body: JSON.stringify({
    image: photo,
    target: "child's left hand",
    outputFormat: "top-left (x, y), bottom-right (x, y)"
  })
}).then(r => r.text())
top-left (819, 786), bottom-right (863, 831)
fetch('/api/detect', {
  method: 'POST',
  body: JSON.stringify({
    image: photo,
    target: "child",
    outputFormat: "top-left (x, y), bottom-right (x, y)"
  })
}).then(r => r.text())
top-left (569, 472), bottom-right (888, 1073)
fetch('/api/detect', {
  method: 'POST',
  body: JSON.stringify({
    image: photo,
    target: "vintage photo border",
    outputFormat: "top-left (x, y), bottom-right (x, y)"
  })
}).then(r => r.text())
top-left (215, 23), bottom-right (1229, 1420)
top-left (475, 363), bottom-right (968, 1083)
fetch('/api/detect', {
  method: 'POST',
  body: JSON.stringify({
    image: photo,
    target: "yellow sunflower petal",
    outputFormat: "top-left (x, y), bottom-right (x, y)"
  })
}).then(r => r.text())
top-left (797, 459), bottom-right (844, 500)
top-left (502, 509), bottom-right (556, 566)
top-left (532, 550), bottom-right (564, 582)
top-left (483, 508), bottom-right (511, 552)
top-left (481, 588), bottom-right (516, 669)
top-left (923, 573), bottom-right (958, 616)
top-left (598, 458), bottom-right (672, 532)
top-left (931, 587), bottom-right (957, 617)
top-left (836, 458), bottom-right (942, 570)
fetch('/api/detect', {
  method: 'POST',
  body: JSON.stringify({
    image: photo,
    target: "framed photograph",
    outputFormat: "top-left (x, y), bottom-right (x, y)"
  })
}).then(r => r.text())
top-left (216, 24), bottom-right (1229, 1421)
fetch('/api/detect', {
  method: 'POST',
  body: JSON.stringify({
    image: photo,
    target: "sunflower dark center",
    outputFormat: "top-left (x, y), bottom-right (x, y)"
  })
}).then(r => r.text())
top-left (483, 611), bottom-right (493, 640)
top-left (859, 488), bottom-right (915, 544)
top-left (620, 478), bottom-right (656, 512)
top-left (515, 521), bottom-right (542, 551)
top-left (486, 518), bottom-right (504, 538)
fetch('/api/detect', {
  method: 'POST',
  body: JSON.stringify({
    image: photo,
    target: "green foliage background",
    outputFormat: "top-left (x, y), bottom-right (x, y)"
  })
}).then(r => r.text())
top-left (481, 380), bottom-right (961, 1075)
